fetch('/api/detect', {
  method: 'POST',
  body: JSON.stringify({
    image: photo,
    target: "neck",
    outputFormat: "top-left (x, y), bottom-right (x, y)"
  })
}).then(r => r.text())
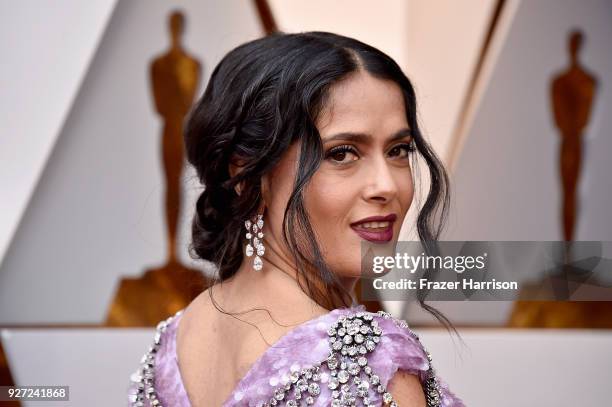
top-left (214, 241), bottom-right (358, 320)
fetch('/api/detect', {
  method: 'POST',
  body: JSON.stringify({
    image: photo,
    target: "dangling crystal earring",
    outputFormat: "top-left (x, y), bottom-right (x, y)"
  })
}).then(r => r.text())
top-left (244, 214), bottom-right (265, 271)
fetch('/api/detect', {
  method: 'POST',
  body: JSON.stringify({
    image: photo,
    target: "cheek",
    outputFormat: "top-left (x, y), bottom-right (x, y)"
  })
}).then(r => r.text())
top-left (303, 174), bottom-right (358, 270)
top-left (304, 171), bottom-right (357, 228)
top-left (397, 169), bottom-right (415, 209)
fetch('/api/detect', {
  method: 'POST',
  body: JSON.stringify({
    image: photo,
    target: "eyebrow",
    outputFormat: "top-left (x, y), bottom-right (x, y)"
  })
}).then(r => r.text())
top-left (322, 128), bottom-right (414, 144)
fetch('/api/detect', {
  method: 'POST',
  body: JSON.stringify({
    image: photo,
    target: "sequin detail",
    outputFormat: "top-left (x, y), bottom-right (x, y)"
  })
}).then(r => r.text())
top-left (128, 310), bottom-right (184, 407)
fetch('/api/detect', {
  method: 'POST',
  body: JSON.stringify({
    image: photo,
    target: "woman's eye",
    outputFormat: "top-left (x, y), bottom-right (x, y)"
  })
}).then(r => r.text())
top-left (325, 145), bottom-right (359, 164)
top-left (388, 141), bottom-right (416, 159)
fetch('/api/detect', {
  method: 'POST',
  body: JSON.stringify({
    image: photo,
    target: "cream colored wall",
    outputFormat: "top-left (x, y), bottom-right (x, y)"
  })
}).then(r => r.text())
top-left (0, 0), bottom-right (263, 324)
top-left (403, 0), bottom-right (498, 163)
top-left (0, 0), bottom-right (117, 270)
top-left (268, 0), bottom-right (410, 71)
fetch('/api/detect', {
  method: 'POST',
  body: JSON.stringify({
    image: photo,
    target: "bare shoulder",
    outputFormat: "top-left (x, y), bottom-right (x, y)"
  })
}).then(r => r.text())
top-left (175, 288), bottom-right (245, 405)
top-left (387, 369), bottom-right (427, 407)
top-left (175, 285), bottom-right (280, 368)
top-left (177, 287), bottom-right (215, 329)
top-left (175, 286), bottom-right (307, 404)
top-left (175, 288), bottom-right (220, 369)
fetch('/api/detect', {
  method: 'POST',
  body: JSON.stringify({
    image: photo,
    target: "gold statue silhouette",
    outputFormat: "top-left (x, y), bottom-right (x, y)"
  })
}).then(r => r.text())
top-left (508, 30), bottom-right (610, 328)
top-left (551, 30), bottom-right (597, 242)
top-left (151, 11), bottom-right (201, 262)
top-left (106, 10), bottom-right (210, 326)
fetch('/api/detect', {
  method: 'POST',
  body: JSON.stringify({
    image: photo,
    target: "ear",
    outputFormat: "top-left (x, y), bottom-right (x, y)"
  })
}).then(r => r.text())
top-left (229, 157), bottom-right (268, 209)
top-left (228, 159), bottom-right (245, 196)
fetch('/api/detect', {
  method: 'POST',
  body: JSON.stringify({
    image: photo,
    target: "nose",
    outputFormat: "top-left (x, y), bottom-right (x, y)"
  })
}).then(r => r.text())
top-left (362, 156), bottom-right (398, 204)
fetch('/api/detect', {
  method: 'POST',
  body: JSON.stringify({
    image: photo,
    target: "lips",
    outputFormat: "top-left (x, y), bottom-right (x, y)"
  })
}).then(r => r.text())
top-left (350, 214), bottom-right (397, 243)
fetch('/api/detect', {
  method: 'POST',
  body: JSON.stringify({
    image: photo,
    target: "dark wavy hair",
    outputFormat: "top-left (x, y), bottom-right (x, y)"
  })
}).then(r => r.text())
top-left (184, 31), bottom-right (453, 329)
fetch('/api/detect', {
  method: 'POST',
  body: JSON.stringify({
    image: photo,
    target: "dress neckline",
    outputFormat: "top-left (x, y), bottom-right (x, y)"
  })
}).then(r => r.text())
top-left (172, 304), bottom-right (366, 406)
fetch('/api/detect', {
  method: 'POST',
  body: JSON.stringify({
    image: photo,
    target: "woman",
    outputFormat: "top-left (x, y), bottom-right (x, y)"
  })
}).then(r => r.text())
top-left (128, 31), bottom-right (465, 406)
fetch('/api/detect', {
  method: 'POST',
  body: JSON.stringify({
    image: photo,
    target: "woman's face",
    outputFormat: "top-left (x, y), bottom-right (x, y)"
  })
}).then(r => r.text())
top-left (263, 70), bottom-right (415, 279)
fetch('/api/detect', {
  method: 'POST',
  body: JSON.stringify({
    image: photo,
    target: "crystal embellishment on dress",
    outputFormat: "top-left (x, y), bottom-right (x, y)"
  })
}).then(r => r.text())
top-left (260, 310), bottom-right (400, 407)
top-left (128, 309), bottom-right (184, 407)
top-left (326, 312), bottom-right (398, 407)
top-left (376, 310), bottom-right (442, 407)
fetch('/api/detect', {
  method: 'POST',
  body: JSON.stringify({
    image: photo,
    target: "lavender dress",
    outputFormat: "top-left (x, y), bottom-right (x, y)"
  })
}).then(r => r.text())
top-left (128, 304), bottom-right (465, 406)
